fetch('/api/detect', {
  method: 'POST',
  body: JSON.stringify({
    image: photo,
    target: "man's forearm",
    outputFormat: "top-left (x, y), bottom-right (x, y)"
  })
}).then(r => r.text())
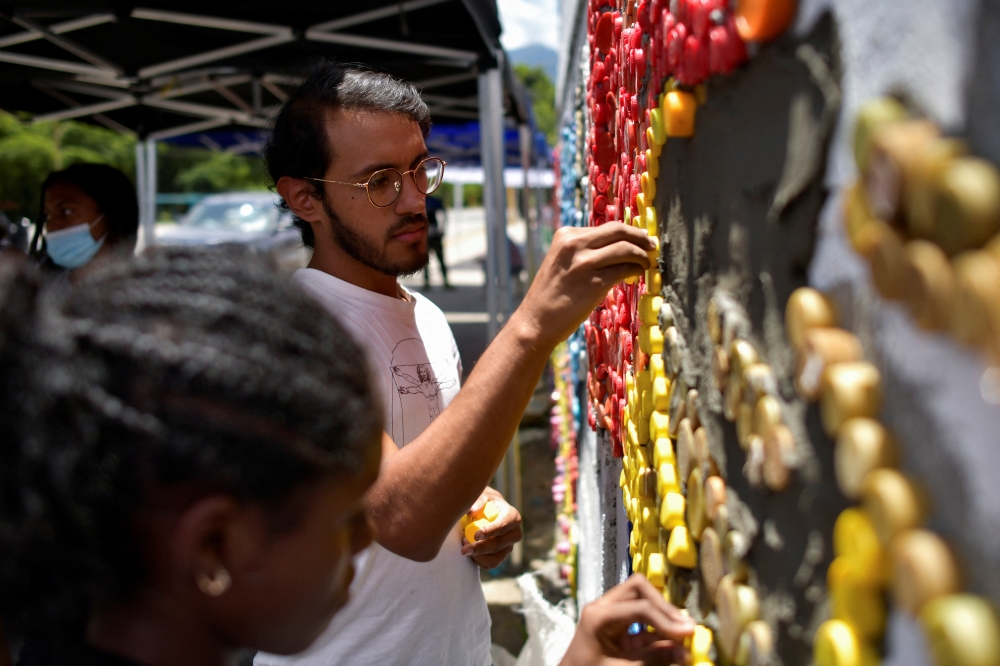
top-left (366, 310), bottom-right (550, 560)
top-left (365, 223), bottom-right (655, 560)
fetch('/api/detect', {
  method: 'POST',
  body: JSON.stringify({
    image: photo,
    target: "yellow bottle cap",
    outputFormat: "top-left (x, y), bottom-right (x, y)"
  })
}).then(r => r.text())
top-left (667, 525), bottom-right (697, 569)
top-left (483, 499), bottom-right (499, 522)
top-left (814, 619), bottom-right (861, 666)
top-left (660, 492), bottom-right (686, 531)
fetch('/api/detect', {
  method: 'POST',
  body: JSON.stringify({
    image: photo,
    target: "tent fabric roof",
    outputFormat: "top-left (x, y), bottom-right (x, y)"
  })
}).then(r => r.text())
top-left (0, 0), bottom-right (528, 139)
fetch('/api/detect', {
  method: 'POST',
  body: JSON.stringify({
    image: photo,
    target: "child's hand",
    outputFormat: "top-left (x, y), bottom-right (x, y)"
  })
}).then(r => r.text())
top-left (560, 575), bottom-right (696, 666)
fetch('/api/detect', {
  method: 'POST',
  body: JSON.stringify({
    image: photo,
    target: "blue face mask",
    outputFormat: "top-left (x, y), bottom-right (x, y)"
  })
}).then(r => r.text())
top-left (45, 215), bottom-right (106, 269)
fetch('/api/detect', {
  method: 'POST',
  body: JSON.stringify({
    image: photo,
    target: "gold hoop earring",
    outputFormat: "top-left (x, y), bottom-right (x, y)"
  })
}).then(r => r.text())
top-left (197, 568), bottom-right (232, 597)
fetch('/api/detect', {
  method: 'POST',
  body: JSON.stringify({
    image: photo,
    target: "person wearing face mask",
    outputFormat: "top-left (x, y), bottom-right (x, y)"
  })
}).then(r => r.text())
top-left (29, 163), bottom-right (139, 281)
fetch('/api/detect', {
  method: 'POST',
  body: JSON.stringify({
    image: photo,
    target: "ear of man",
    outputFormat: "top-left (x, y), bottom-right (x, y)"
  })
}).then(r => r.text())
top-left (277, 177), bottom-right (326, 226)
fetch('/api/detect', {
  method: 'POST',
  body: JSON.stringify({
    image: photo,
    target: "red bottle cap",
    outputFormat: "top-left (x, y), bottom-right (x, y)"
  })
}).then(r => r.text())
top-left (680, 33), bottom-right (708, 84)
top-left (596, 171), bottom-right (610, 192)
top-left (631, 25), bottom-right (644, 48)
top-left (691, 0), bottom-right (713, 39)
top-left (709, 24), bottom-right (729, 74)
top-left (595, 11), bottom-right (615, 52)
top-left (667, 22), bottom-right (687, 71)
top-left (637, 0), bottom-right (652, 31)
top-left (634, 48), bottom-right (647, 79)
top-left (594, 130), bottom-right (616, 169)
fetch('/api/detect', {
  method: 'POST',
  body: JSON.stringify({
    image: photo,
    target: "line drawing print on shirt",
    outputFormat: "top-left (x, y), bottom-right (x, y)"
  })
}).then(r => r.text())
top-left (390, 337), bottom-right (457, 444)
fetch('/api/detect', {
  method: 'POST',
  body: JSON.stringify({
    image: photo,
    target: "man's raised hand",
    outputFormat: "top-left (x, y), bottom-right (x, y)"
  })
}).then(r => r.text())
top-left (514, 224), bottom-right (657, 350)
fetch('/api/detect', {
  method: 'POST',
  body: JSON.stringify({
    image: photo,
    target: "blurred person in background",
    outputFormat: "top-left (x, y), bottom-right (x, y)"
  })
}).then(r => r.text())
top-left (28, 163), bottom-right (138, 282)
top-left (422, 194), bottom-right (450, 289)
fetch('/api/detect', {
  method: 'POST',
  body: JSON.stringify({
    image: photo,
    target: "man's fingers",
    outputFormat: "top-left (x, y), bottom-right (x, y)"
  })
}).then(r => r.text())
top-left (590, 264), bottom-right (648, 291)
top-left (462, 524), bottom-right (523, 556)
top-left (476, 520), bottom-right (521, 545)
top-left (473, 503), bottom-right (520, 539)
top-left (573, 222), bottom-right (658, 251)
top-left (584, 240), bottom-right (655, 272)
top-left (472, 545), bottom-right (514, 569)
top-left (463, 531), bottom-right (521, 556)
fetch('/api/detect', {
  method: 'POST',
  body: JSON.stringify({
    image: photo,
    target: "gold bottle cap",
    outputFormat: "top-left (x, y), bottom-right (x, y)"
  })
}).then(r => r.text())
top-left (786, 287), bottom-right (838, 349)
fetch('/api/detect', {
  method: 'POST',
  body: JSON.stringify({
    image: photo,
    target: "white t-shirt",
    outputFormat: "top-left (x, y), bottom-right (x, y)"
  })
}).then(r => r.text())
top-left (255, 268), bottom-right (491, 666)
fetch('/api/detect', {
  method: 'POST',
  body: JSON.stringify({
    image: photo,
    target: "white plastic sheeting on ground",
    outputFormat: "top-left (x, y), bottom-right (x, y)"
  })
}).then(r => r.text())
top-left (490, 574), bottom-right (577, 666)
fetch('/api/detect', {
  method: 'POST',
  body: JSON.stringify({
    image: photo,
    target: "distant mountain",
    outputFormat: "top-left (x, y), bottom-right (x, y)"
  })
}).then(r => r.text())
top-left (507, 44), bottom-right (559, 82)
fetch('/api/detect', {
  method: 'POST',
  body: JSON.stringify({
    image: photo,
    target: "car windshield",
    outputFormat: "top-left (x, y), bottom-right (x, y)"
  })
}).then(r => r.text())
top-left (181, 200), bottom-right (278, 232)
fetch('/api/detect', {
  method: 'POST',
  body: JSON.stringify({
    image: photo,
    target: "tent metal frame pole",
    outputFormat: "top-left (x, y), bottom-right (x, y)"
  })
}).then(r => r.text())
top-left (0, 13), bottom-right (116, 49)
top-left (479, 65), bottom-right (521, 566)
top-left (478, 68), bottom-right (503, 342)
top-left (519, 123), bottom-right (538, 283)
top-left (134, 141), bottom-right (148, 251)
top-left (305, 30), bottom-right (477, 63)
top-left (479, 66), bottom-right (513, 508)
top-left (309, 0), bottom-right (450, 32)
top-left (136, 139), bottom-right (158, 251)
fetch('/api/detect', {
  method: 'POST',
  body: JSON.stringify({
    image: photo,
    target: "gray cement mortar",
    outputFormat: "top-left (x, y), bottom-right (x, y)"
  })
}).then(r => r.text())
top-left (648, 0), bottom-right (1000, 663)
top-left (653, 15), bottom-right (843, 664)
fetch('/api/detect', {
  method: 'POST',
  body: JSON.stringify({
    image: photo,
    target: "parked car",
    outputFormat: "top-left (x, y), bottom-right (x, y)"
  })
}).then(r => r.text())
top-left (156, 192), bottom-right (308, 273)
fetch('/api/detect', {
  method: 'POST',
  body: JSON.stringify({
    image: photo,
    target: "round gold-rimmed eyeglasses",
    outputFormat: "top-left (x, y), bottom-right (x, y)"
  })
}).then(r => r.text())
top-left (302, 157), bottom-right (447, 208)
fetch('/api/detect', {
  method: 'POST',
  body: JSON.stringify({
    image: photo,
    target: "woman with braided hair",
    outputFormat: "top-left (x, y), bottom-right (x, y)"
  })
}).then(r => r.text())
top-left (0, 247), bottom-right (382, 665)
top-left (0, 247), bottom-right (694, 666)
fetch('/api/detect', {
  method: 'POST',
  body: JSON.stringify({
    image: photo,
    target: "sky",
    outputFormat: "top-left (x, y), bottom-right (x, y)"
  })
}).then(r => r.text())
top-left (496, 0), bottom-right (560, 52)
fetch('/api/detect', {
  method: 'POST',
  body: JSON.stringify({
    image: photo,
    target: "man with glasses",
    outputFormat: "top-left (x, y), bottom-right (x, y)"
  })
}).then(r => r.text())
top-left (262, 63), bottom-right (657, 666)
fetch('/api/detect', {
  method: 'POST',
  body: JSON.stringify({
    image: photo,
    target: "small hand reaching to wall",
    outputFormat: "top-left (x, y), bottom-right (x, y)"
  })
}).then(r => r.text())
top-left (560, 575), bottom-right (696, 666)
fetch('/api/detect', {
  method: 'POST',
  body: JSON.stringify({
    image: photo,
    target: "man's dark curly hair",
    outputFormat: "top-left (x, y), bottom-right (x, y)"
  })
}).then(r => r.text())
top-left (0, 247), bottom-right (382, 653)
top-left (265, 61), bottom-right (431, 249)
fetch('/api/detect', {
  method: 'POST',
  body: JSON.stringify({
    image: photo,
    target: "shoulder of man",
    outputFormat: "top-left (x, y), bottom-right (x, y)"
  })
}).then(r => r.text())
top-left (410, 289), bottom-right (449, 323)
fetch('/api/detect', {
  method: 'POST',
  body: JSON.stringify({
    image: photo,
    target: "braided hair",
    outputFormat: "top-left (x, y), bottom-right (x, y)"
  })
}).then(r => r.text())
top-left (0, 247), bottom-right (382, 652)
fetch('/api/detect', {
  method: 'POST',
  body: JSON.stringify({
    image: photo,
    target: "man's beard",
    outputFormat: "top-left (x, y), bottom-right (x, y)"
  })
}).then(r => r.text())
top-left (322, 198), bottom-right (429, 277)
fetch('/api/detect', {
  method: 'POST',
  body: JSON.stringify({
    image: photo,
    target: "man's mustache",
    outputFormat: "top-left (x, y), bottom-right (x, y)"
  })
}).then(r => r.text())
top-left (385, 214), bottom-right (428, 239)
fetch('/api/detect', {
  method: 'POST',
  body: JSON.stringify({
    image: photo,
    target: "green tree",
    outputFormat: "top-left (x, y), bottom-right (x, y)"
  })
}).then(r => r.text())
top-left (514, 64), bottom-right (556, 148)
top-left (0, 112), bottom-right (135, 220)
top-left (0, 110), bottom-right (270, 222)
top-left (173, 150), bottom-right (269, 192)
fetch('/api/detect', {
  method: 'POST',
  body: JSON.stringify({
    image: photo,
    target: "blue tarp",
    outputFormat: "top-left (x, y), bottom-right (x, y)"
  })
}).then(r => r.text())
top-left (163, 122), bottom-right (551, 168)
top-left (425, 122), bottom-right (551, 167)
